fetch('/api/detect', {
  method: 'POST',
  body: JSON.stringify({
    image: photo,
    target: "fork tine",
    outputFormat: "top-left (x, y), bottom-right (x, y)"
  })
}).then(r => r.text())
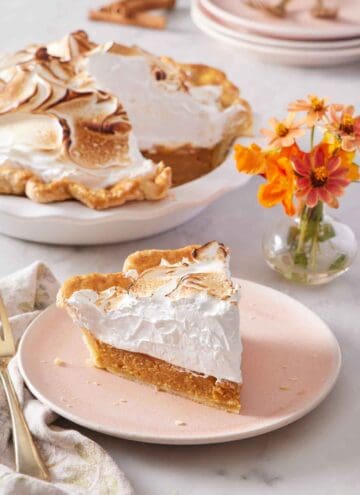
top-left (0, 294), bottom-right (16, 352)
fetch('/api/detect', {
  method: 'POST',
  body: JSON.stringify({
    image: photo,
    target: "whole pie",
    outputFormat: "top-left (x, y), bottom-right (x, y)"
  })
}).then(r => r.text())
top-left (0, 31), bottom-right (252, 208)
top-left (57, 241), bottom-right (242, 412)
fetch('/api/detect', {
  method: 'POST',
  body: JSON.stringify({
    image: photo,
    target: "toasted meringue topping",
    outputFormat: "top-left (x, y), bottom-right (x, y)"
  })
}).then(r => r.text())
top-left (63, 242), bottom-right (242, 382)
top-left (0, 31), bottom-right (158, 188)
top-left (87, 43), bottom-right (249, 149)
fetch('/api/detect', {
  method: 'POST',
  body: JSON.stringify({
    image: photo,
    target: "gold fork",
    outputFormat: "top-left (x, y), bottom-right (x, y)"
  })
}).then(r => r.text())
top-left (246, 0), bottom-right (292, 18)
top-left (0, 295), bottom-right (49, 481)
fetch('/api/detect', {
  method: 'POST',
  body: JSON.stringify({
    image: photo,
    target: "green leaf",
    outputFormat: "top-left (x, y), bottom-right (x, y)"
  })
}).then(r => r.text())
top-left (294, 252), bottom-right (308, 268)
top-left (329, 254), bottom-right (348, 271)
top-left (304, 219), bottom-right (318, 242)
top-left (318, 223), bottom-right (336, 242)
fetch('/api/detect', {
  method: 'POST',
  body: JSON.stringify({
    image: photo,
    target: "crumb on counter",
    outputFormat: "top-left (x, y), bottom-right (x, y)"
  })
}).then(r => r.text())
top-left (279, 386), bottom-right (290, 391)
top-left (174, 420), bottom-right (186, 426)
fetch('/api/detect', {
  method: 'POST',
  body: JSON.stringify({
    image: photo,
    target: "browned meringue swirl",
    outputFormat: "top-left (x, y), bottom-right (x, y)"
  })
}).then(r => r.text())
top-left (0, 31), bottom-right (135, 172)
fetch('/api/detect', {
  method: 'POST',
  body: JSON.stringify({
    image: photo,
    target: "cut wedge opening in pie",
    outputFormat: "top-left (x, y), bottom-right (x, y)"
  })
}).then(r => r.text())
top-left (57, 241), bottom-right (242, 413)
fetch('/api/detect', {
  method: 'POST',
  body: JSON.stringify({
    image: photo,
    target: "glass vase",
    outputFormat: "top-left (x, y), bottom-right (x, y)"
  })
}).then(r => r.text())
top-left (263, 202), bottom-right (358, 285)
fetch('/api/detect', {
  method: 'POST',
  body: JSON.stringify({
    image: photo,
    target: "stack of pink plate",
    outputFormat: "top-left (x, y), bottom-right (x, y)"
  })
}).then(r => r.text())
top-left (191, 0), bottom-right (360, 66)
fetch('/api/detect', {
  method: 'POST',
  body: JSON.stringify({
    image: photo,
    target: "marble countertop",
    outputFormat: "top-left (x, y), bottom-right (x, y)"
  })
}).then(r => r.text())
top-left (1, 1), bottom-right (360, 493)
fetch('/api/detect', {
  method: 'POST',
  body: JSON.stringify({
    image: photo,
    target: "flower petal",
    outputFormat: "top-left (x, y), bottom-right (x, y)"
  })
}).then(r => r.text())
top-left (318, 188), bottom-right (332, 204)
top-left (306, 189), bottom-right (319, 207)
top-left (297, 177), bottom-right (311, 188)
top-left (327, 155), bottom-right (341, 173)
top-left (293, 155), bottom-right (311, 176)
top-left (314, 145), bottom-right (325, 167)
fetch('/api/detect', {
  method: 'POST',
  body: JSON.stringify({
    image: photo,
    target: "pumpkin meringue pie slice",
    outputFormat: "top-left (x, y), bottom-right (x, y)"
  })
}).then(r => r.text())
top-left (57, 241), bottom-right (242, 413)
top-left (0, 31), bottom-right (171, 209)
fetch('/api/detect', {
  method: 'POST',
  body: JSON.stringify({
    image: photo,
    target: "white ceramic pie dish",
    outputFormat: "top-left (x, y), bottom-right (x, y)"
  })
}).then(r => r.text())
top-left (0, 140), bottom-right (251, 245)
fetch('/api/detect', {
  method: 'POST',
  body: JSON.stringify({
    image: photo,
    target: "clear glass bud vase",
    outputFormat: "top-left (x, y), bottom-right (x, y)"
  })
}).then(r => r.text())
top-left (262, 202), bottom-right (358, 285)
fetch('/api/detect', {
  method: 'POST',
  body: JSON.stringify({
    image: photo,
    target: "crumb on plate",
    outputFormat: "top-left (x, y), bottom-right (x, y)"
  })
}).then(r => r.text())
top-left (53, 357), bottom-right (65, 366)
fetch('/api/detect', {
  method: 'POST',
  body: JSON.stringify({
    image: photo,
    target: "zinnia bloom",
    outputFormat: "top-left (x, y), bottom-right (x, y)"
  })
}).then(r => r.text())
top-left (261, 113), bottom-right (305, 148)
top-left (258, 155), bottom-right (296, 216)
top-left (288, 94), bottom-right (328, 127)
top-left (293, 144), bottom-right (351, 208)
top-left (326, 104), bottom-right (360, 152)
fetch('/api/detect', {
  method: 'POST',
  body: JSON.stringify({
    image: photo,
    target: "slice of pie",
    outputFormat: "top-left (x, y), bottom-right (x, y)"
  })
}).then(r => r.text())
top-left (0, 31), bottom-right (171, 209)
top-left (57, 241), bottom-right (242, 413)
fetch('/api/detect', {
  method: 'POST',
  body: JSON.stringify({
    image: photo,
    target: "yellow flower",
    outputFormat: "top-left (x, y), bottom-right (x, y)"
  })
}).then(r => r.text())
top-left (338, 149), bottom-right (360, 182)
top-left (261, 113), bottom-right (305, 148)
top-left (348, 163), bottom-right (360, 181)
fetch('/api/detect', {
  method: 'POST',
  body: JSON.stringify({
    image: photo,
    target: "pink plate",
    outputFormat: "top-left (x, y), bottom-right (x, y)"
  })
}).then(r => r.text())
top-left (203, 0), bottom-right (360, 41)
top-left (18, 279), bottom-right (341, 445)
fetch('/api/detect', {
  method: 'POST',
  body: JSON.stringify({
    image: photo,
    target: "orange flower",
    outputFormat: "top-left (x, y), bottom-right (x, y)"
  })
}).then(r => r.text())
top-left (234, 143), bottom-right (267, 175)
top-left (293, 143), bottom-right (351, 208)
top-left (326, 104), bottom-right (360, 152)
top-left (258, 155), bottom-right (296, 216)
top-left (279, 141), bottom-right (305, 161)
top-left (261, 113), bottom-right (305, 148)
top-left (288, 94), bottom-right (328, 127)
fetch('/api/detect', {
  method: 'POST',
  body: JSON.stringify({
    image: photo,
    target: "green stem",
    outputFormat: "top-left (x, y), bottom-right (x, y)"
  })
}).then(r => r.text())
top-left (310, 220), bottom-right (319, 271)
top-left (296, 206), bottom-right (308, 254)
top-left (309, 202), bottom-right (323, 271)
top-left (294, 202), bottom-right (324, 271)
top-left (310, 126), bottom-right (315, 150)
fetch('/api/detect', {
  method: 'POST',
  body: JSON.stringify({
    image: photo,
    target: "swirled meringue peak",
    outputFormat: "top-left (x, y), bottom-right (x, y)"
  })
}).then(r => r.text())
top-left (0, 31), bottom-right (159, 189)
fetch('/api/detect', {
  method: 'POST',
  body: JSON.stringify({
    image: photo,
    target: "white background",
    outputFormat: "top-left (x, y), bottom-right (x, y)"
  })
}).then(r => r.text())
top-left (1, 1), bottom-right (360, 493)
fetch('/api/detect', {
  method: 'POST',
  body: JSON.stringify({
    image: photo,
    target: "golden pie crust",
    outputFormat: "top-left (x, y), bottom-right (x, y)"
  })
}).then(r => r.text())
top-left (58, 243), bottom-right (241, 413)
top-left (0, 162), bottom-right (171, 210)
